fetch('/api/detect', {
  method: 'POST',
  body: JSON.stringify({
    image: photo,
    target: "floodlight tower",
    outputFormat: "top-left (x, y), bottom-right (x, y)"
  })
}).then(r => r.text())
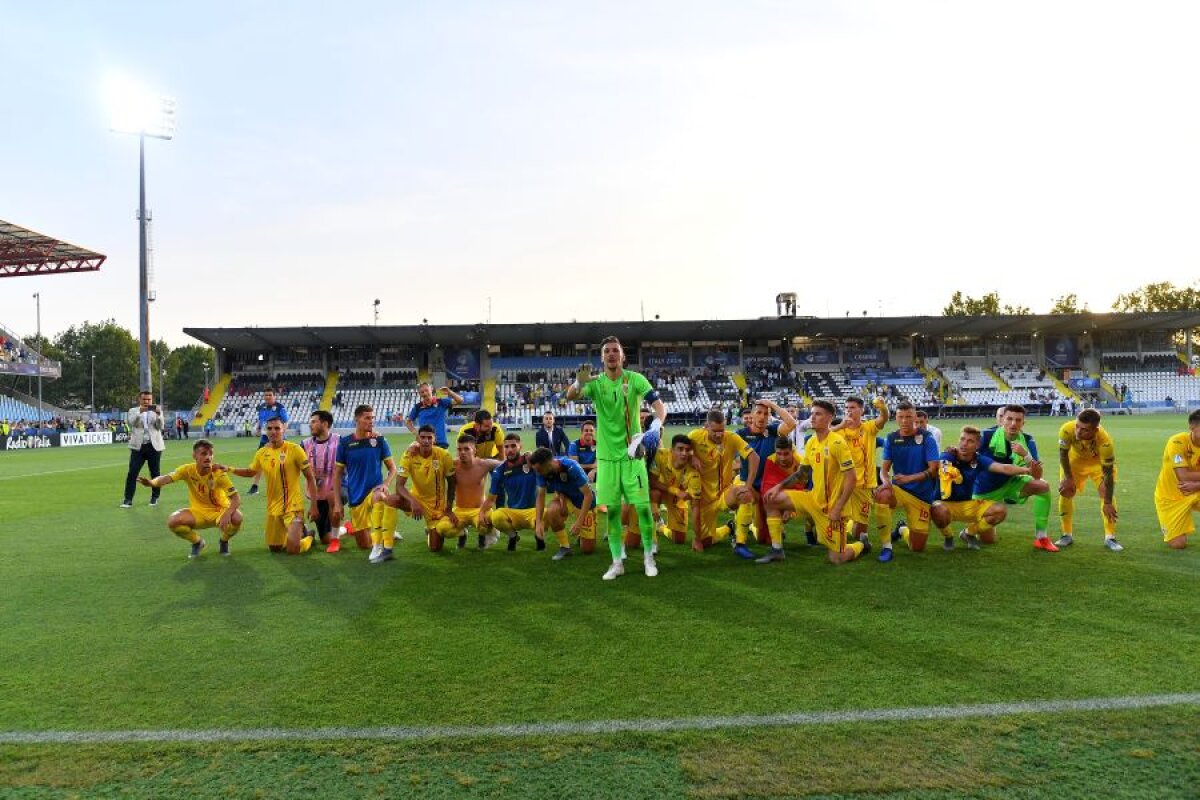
top-left (108, 77), bottom-right (176, 393)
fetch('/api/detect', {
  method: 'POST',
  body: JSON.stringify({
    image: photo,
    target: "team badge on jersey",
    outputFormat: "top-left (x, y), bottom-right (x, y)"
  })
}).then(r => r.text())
top-left (915, 434), bottom-right (924, 445)
top-left (370, 438), bottom-right (377, 447)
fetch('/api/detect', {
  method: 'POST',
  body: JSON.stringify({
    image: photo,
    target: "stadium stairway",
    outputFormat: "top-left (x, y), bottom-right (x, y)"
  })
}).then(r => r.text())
top-left (1048, 372), bottom-right (1080, 401)
top-left (732, 371), bottom-right (748, 404)
top-left (319, 371), bottom-right (339, 411)
top-left (418, 367), bottom-right (430, 385)
top-left (985, 366), bottom-right (1012, 391)
top-left (192, 373), bottom-right (231, 426)
top-left (482, 376), bottom-right (497, 414)
top-left (1096, 374), bottom-right (1120, 402)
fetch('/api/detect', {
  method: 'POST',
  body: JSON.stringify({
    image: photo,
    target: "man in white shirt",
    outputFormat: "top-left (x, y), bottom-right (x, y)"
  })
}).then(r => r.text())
top-left (122, 390), bottom-right (166, 508)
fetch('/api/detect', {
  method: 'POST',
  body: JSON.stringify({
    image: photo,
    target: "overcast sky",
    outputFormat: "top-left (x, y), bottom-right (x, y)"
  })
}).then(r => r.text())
top-left (4, 1), bottom-right (1199, 347)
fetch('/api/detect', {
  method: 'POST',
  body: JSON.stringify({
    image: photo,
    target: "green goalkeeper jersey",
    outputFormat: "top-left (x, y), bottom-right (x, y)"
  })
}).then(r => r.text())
top-left (581, 369), bottom-right (654, 462)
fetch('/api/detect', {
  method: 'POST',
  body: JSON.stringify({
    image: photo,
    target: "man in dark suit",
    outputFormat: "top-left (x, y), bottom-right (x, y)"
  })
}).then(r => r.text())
top-left (535, 411), bottom-right (570, 456)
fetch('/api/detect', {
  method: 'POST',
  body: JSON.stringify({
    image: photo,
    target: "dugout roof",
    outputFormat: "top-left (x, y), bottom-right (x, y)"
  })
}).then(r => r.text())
top-left (184, 311), bottom-right (1200, 352)
top-left (0, 220), bottom-right (107, 277)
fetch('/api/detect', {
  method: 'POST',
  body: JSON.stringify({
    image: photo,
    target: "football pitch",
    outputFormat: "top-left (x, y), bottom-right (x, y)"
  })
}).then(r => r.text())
top-left (1, 415), bottom-right (1197, 798)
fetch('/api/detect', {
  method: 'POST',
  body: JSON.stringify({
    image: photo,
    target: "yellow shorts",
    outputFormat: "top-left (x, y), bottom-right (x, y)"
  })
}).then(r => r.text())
top-left (265, 510), bottom-right (303, 547)
top-left (1061, 464), bottom-right (1113, 494)
top-left (696, 492), bottom-right (732, 540)
top-left (663, 496), bottom-right (695, 535)
top-left (847, 486), bottom-right (874, 526)
top-left (1155, 495), bottom-right (1200, 541)
top-left (784, 490), bottom-right (848, 554)
top-left (894, 486), bottom-right (934, 534)
top-left (349, 498), bottom-right (398, 536)
top-left (942, 499), bottom-right (989, 527)
top-left (184, 506), bottom-right (228, 531)
top-left (436, 507), bottom-right (484, 535)
top-left (411, 495), bottom-right (448, 530)
top-left (489, 506), bottom-right (537, 531)
top-left (566, 500), bottom-right (598, 540)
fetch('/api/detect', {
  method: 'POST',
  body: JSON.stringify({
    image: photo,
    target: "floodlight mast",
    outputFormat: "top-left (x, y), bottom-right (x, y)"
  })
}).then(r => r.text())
top-left (110, 86), bottom-right (175, 393)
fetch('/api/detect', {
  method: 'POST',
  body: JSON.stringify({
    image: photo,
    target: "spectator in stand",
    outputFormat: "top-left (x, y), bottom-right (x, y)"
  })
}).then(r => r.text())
top-left (121, 390), bottom-right (165, 508)
top-left (536, 411), bottom-right (571, 455)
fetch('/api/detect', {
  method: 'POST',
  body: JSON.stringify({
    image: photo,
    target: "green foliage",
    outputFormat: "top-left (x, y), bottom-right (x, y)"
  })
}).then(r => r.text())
top-left (1050, 293), bottom-right (1088, 314)
top-left (0, 417), bottom-right (1196, 797)
top-left (942, 291), bottom-right (1032, 316)
top-left (1112, 280), bottom-right (1200, 313)
top-left (164, 345), bottom-right (215, 414)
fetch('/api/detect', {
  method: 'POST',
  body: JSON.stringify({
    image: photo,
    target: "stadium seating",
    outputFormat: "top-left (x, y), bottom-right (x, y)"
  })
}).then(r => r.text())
top-left (1103, 370), bottom-right (1200, 408)
top-left (0, 394), bottom-right (43, 423)
top-left (209, 376), bottom-right (323, 431)
top-left (330, 386), bottom-right (420, 427)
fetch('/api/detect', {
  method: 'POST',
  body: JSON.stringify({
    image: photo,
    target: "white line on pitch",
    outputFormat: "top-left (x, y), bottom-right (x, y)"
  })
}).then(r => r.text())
top-left (0, 461), bottom-right (127, 481)
top-left (1, 693), bottom-right (1196, 746)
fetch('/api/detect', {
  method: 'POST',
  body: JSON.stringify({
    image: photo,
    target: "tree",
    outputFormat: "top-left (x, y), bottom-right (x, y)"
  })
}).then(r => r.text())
top-left (1112, 281), bottom-right (1200, 313)
top-left (51, 321), bottom-right (139, 411)
top-left (942, 291), bottom-right (1031, 316)
top-left (164, 344), bottom-right (215, 414)
top-left (1049, 294), bottom-right (1089, 314)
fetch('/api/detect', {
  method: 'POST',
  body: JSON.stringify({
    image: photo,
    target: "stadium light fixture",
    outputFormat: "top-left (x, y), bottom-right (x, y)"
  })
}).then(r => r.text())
top-left (106, 73), bottom-right (176, 394)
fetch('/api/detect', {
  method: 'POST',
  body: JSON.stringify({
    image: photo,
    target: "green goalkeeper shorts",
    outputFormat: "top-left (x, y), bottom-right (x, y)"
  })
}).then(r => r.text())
top-left (974, 474), bottom-right (1033, 505)
top-left (596, 457), bottom-right (651, 508)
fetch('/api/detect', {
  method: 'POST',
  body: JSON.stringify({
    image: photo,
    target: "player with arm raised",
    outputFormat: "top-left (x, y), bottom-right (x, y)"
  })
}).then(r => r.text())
top-left (565, 336), bottom-right (666, 580)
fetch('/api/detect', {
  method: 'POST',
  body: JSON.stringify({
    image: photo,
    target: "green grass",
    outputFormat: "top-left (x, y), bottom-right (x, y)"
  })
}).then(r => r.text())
top-left (1, 416), bottom-right (1198, 797)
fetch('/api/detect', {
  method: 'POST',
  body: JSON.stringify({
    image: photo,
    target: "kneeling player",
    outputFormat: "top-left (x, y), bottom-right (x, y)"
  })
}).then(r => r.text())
top-left (480, 433), bottom-right (542, 551)
top-left (877, 402), bottom-right (944, 560)
top-left (433, 435), bottom-right (501, 549)
top-left (381, 426), bottom-right (457, 552)
top-left (140, 439), bottom-right (242, 557)
top-left (934, 425), bottom-right (1033, 550)
top-left (529, 448), bottom-right (596, 560)
top-left (1154, 409), bottom-right (1200, 549)
top-left (765, 400), bottom-right (865, 564)
top-left (225, 418), bottom-right (319, 554)
top-left (648, 434), bottom-right (703, 549)
top-left (688, 410), bottom-right (758, 554)
top-left (331, 405), bottom-right (398, 563)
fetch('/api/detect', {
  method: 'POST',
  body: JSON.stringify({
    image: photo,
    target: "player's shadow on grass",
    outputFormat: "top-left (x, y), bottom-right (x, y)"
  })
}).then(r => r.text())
top-left (163, 555), bottom-right (268, 624)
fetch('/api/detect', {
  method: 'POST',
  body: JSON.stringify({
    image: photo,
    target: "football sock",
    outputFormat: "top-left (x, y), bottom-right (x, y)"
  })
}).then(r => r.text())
top-left (170, 524), bottom-right (199, 544)
top-left (767, 517), bottom-right (785, 548)
top-left (1030, 493), bottom-right (1051, 534)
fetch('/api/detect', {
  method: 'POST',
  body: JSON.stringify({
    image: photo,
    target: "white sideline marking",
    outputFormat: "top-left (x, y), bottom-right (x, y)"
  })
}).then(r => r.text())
top-left (0, 462), bottom-right (126, 481)
top-left (1, 693), bottom-right (1196, 746)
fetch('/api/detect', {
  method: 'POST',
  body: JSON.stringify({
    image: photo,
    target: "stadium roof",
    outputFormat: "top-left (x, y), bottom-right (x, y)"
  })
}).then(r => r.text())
top-left (0, 220), bottom-right (106, 277)
top-left (184, 311), bottom-right (1200, 351)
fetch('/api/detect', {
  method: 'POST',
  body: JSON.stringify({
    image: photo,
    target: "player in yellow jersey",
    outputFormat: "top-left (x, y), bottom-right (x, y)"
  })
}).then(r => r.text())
top-left (649, 434), bottom-right (703, 548)
top-left (1153, 409), bottom-right (1200, 549)
top-left (764, 400), bottom-right (865, 564)
top-left (225, 417), bottom-right (319, 554)
top-left (1055, 408), bottom-right (1122, 551)
top-left (139, 438), bottom-right (242, 558)
top-left (688, 409), bottom-right (757, 551)
top-left (833, 394), bottom-right (890, 547)
top-left (381, 425), bottom-right (458, 551)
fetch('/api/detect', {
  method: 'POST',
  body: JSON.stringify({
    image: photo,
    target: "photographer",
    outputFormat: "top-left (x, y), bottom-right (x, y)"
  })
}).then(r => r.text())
top-left (122, 390), bottom-right (165, 508)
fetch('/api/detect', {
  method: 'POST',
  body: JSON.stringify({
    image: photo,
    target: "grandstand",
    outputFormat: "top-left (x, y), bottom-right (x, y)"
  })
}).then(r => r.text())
top-left (0, 394), bottom-right (43, 423)
top-left (180, 311), bottom-right (1200, 431)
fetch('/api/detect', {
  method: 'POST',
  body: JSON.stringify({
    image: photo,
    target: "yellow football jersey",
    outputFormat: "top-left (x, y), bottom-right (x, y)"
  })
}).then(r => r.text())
top-left (837, 418), bottom-right (882, 489)
top-left (688, 428), bottom-right (752, 497)
top-left (1057, 421), bottom-right (1115, 467)
top-left (400, 446), bottom-right (456, 507)
top-left (800, 431), bottom-right (855, 510)
top-left (458, 424), bottom-right (505, 459)
top-left (651, 449), bottom-right (702, 502)
top-left (170, 463), bottom-right (236, 512)
top-left (250, 441), bottom-right (310, 516)
top-left (1154, 432), bottom-right (1200, 503)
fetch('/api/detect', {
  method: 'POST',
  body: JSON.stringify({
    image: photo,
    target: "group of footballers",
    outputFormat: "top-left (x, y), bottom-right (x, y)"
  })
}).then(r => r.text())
top-left (142, 337), bottom-right (1200, 578)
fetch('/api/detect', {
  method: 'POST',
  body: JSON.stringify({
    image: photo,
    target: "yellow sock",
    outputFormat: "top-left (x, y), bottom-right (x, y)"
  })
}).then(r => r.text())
top-left (371, 530), bottom-right (382, 546)
top-left (846, 540), bottom-right (864, 559)
top-left (171, 525), bottom-right (199, 544)
top-left (900, 525), bottom-right (911, 547)
top-left (713, 524), bottom-right (732, 542)
top-left (299, 535), bottom-right (314, 553)
top-left (221, 522), bottom-right (241, 542)
top-left (555, 529), bottom-right (570, 548)
top-left (381, 529), bottom-right (395, 549)
top-left (767, 517), bottom-right (784, 548)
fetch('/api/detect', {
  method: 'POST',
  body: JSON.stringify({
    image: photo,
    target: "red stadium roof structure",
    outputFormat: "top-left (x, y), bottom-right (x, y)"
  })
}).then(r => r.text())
top-left (0, 219), bottom-right (106, 278)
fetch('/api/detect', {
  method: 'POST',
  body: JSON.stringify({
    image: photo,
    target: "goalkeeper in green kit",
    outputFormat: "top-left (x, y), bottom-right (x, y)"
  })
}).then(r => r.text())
top-left (566, 336), bottom-right (667, 580)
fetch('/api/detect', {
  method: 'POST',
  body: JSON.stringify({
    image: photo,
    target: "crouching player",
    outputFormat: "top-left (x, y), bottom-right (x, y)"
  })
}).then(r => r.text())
top-left (1055, 409), bottom-right (1122, 551)
top-left (480, 433), bottom-right (542, 551)
top-left (380, 425), bottom-right (457, 551)
top-left (140, 438), bottom-right (242, 558)
top-left (224, 417), bottom-right (319, 554)
top-left (688, 410), bottom-right (758, 554)
top-left (530, 447), bottom-right (596, 561)
top-left (1154, 408), bottom-right (1200, 549)
top-left (649, 434), bottom-right (703, 550)
top-left (934, 425), bottom-right (1033, 550)
top-left (434, 435), bottom-right (501, 550)
top-left (764, 400), bottom-right (865, 564)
